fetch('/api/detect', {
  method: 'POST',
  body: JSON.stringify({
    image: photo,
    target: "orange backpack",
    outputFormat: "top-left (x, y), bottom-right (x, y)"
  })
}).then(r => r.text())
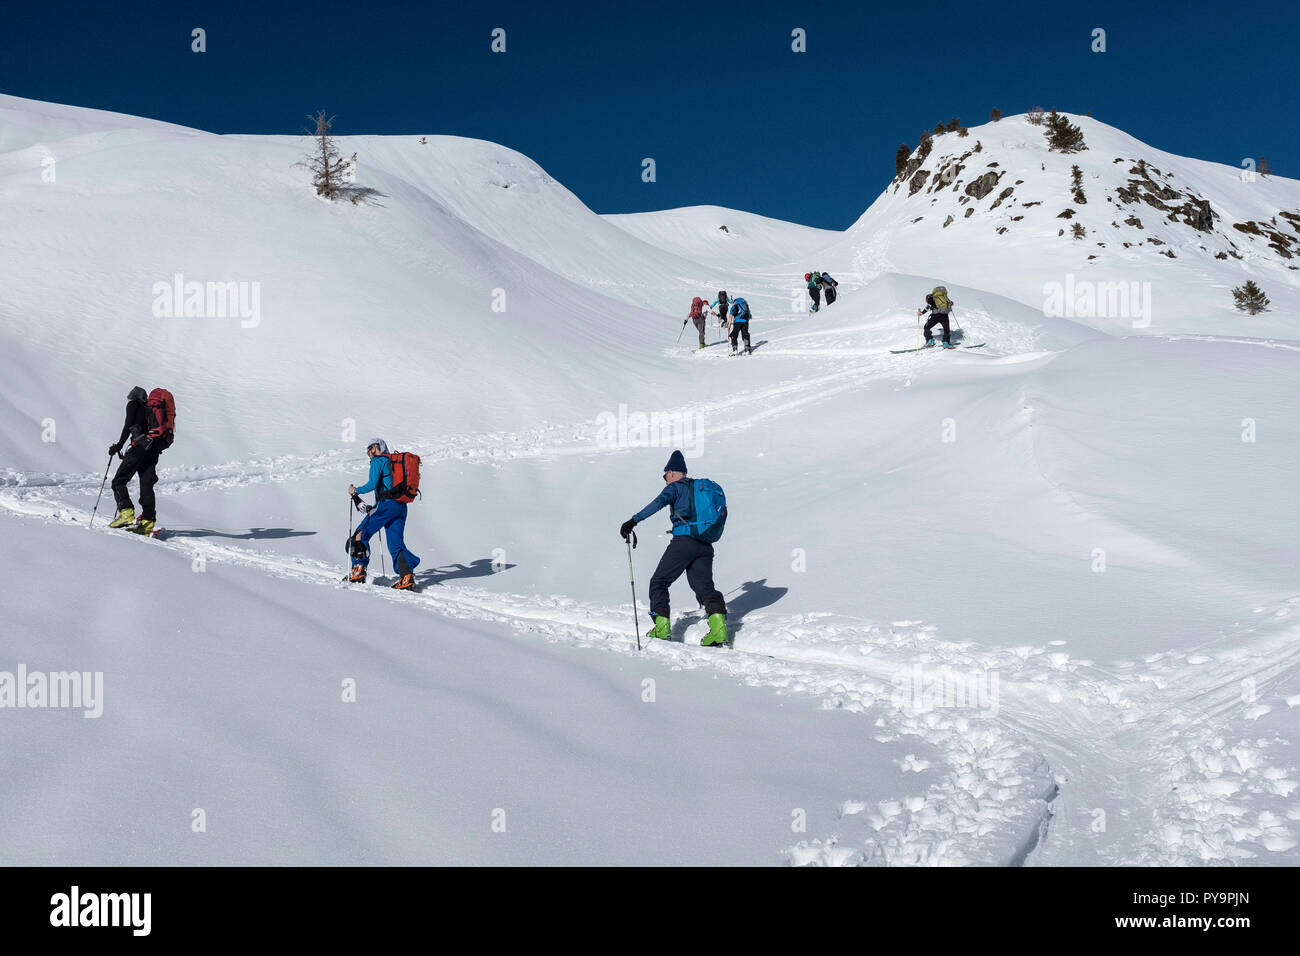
top-left (146, 388), bottom-right (176, 449)
top-left (385, 452), bottom-right (421, 503)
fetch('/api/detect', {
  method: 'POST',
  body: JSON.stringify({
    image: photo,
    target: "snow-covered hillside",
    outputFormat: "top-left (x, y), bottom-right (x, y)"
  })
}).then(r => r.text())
top-left (604, 205), bottom-right (839, 271)
top-left (2, 95), bottom-right (1297, 866)
top-left (831, 113), bottom-right (1300, 336)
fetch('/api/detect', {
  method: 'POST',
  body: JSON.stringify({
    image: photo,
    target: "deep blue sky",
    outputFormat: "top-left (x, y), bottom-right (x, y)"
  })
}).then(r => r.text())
top-left (3, 0), bottom-right (1295, 229)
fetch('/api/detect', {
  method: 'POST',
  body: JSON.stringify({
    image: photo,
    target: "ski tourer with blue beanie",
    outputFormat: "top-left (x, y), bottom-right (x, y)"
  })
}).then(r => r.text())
top-left (619, 449), bottom-right (729, 647)
top-left (347, 438), bottom-right (422, 590)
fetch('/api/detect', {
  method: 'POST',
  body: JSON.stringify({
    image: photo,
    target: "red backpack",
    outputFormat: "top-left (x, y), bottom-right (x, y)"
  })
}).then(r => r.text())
top-left (146, 388), bottom-right (176, 450)
top-left (690, 297), bottom-right (706, 318)
top-left (385, 452), bottom-right (421, 503)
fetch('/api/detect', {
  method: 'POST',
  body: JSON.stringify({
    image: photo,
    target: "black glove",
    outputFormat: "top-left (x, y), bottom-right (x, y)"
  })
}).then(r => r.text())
top-left (620, 519), bottom-right (637, 541)
top-left (108, 442), bottom-right (121, 456)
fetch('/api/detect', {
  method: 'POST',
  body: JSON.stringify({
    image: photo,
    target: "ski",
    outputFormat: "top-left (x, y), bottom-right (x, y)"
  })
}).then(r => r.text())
top-left (890, 343), bottom-right (985, 354)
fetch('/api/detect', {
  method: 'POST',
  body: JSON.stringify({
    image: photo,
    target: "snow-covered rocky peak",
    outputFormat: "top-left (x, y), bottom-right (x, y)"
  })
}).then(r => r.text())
top-left (833, 112), bottom-right (1300, 333)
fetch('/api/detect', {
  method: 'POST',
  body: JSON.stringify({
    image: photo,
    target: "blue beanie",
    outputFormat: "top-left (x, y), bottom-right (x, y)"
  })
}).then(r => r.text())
top-left (663, 449), bottom-right (688, 474)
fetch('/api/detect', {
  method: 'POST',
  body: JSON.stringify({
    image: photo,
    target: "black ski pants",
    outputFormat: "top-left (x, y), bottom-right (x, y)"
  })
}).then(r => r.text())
top-left (649, 535), bottom-right (726, 618)
top-left (923, 312), bottom-right (951, 344)
top-left (729, 321), bottom-right (751, 350)
top-left (112, 442), bottom-right (162, 520)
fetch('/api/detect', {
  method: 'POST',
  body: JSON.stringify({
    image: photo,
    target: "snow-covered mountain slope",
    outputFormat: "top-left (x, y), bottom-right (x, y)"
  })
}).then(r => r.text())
top-left (604, 205), bottom-right (839, 271)
top-left (282, 132), bottom-right (726, 306)
top-left (826, 113), bottom-right (1300, 336)
top-left (2, 95), bottom-right (1298, 866)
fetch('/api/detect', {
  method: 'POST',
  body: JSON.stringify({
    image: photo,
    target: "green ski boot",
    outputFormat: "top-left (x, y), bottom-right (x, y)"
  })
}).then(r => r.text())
top-left (702, 613), bottom-right (729, 647)
top-left (108, 508), bottom-right (136, 529)
top-left (648, 615), bottom-right (671, 641)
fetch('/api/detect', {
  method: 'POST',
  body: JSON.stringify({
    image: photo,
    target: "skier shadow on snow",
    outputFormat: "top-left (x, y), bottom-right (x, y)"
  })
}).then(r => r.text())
top-left (669, 578), bottom-right (788, 645)
top-left (413, 557), bottom-right (516, 587)
top-left (154, 527), bottom-right (316, 541)
top-left (703, 339), bottom-right (769, 353)
top-left (708, 339), bottom-right (770, 353)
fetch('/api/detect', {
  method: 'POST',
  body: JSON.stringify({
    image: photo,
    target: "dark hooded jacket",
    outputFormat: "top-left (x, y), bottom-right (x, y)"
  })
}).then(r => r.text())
top-left (115, 386), bottom-right (151, 450)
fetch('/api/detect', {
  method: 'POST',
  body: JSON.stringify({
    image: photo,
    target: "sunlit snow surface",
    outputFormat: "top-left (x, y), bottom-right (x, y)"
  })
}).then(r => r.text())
top-left (2, 97), bottom-right (1297, 865)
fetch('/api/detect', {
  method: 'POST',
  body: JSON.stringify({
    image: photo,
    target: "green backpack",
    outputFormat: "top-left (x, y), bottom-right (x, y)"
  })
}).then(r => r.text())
top-left (932, 286), bottom-right (952, 312)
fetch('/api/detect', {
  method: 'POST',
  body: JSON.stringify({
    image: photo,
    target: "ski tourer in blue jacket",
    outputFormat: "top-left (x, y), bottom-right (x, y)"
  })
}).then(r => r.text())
top-left (727, 297), bottom-right (752, 354)
top-left (619, 449), bottom-right (728, 647)
top-left (710, 292), bottom-right (730, 326)
top-left (347, 438), bottom-right (421, 590)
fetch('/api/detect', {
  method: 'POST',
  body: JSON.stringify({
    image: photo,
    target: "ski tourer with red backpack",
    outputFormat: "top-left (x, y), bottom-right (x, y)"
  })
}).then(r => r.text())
top-left (347, 438), bottom-right (423, 590)
top-left (107, 386), bottom-right (175, 535)
top-left (685, 295), bottom-right (710, 348)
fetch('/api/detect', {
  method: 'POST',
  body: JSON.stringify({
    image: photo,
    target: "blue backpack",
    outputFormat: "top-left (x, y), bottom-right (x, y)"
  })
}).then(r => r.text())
top-left (731, 298), bottom-right (750, 320)
top-left (685, 478), bottom-right (727, 542)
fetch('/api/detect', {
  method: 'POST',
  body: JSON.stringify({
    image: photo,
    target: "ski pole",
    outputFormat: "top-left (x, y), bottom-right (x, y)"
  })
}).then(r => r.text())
top-left (345, 494), bottom-right (356, 567)
top-left (626, 531), bottom-right (641, 651)
top-left (379, 527), bottom-right (387, 578)
top-left (676, 320), bottom-right (687, 345)
top-left (89, 453), bottom-right (113, 528)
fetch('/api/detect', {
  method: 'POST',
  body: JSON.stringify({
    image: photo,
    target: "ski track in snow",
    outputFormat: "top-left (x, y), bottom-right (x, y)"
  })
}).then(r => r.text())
top-left (6, 331), bottom-right (1298, 866)
top-left (8, 104), bottom-right (1300, 867)
top-left (2, 343), bottom-right (954, 497)
top-left (4, 488), bottom-right (1296, 866)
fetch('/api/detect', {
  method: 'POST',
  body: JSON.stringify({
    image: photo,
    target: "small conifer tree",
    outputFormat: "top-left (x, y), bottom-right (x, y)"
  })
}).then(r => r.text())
top-left (895, 143), bottom-right (912, 176)
top-left (1232, 280), bottom-right (1270, 314)
top-left (1045, 110), bottom-right (1088, 153)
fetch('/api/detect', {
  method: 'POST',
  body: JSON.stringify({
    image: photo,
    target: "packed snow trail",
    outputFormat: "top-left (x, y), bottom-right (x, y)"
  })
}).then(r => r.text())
top-left (1, 338), bottom-right (997, 499)
top-left (5, 322), bottom-right (1298, 865)
top-left (5, 97), bottom-right (1299, 866)
top-left (5, 489), bottom-right (1296, 865)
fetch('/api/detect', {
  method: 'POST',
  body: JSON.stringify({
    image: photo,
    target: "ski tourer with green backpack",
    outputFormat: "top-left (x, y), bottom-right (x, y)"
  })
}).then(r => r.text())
top-left (619, 449), bottom-right (729, 647)
top-left (919, 285), bottom-right (956, 348)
